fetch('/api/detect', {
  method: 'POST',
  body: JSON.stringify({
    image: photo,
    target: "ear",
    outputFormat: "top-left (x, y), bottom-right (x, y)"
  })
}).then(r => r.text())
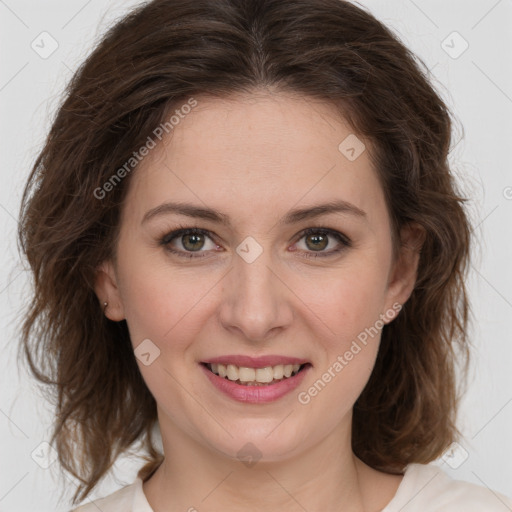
top-left (93, 260), bottom-right (125, 321)
top-left (383, 222), bottom-right (425, 323)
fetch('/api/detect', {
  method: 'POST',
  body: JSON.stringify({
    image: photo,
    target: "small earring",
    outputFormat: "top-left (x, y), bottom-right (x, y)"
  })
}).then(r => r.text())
top-left (103, 301), bottom-right (108, 313)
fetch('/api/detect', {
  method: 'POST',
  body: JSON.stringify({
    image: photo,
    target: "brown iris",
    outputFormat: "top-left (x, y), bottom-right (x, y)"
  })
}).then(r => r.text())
top-left (305, 232), bottom-right (328, 251)
top-left (182, 233), bottom-right (205, 251)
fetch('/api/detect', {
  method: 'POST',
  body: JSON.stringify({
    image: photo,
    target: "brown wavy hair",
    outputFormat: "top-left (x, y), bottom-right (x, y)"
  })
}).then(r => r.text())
top-left (17, 0), bottom-right (471, 505)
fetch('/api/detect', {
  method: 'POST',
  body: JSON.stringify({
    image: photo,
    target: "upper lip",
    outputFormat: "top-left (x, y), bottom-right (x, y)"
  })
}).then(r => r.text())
top-left (202, 355), bottom-right (310, 368)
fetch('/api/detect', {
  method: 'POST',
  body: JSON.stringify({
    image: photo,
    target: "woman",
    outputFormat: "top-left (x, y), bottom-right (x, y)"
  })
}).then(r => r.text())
top-left (17, 0), bottom-right (512, 510)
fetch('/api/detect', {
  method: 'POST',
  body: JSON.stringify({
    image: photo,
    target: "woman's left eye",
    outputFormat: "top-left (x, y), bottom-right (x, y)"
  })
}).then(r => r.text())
top-left (294, 227), bottom-right (351, 258)
top-left (159, 226), bottom-right (351, 259)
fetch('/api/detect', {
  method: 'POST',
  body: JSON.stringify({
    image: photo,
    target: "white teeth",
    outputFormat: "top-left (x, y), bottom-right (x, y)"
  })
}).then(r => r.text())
top-left (208, 362), bottom-right (304, 384)
top-left (273, 364), bottom-right (284, 379)
top-left (226, 364), bottom-right (238, 381)
top-left (255, 367), bottom-right (274, 383)
top-left (239, 367), bottom-right (256, 382)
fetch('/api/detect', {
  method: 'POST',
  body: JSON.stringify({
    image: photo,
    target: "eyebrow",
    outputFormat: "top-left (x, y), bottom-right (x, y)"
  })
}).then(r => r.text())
top-left (141, 199), bottom-right (367, 227)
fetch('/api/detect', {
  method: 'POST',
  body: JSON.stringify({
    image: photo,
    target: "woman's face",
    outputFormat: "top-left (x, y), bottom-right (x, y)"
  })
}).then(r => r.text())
top-left (97, 91), bottom-right (420, 462)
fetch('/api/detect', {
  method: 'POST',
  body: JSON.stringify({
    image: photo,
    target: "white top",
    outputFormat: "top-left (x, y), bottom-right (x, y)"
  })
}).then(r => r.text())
top-left (71, 462), bottom-right (512, 511)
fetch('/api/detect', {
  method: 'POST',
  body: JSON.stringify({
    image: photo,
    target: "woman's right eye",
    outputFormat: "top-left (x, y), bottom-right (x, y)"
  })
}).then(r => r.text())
top-left (160, 228), bottom-right (220, 258)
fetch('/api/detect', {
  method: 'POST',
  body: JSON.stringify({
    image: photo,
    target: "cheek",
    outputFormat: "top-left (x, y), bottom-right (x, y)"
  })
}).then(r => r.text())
top-left (292, 259), bottom-right (388, 404)
top-left (116, 245), bottom-right (220, 354)
top-left (295, 269), bottom-right (386, 419)
top-left (117, 259), bottom-right (216, 427)
top-left (297, 260), bottom-right (389, 344)
top-left (120, 274), bottom-right (172, 346)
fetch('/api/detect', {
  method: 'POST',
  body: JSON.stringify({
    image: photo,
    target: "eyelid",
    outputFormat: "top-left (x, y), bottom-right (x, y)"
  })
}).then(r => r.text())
top-left (296, 226), bottom-right (351, 246)
top-left (160, 225), bottom-right (215, 245)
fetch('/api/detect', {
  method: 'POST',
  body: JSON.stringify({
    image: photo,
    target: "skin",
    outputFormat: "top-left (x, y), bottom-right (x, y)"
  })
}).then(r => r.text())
top-left (95, 90), bottom-right (424, 512)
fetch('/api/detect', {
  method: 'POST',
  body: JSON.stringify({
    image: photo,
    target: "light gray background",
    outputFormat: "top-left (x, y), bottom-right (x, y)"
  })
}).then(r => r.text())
top-left (1, 1), bottom-right (511, 510)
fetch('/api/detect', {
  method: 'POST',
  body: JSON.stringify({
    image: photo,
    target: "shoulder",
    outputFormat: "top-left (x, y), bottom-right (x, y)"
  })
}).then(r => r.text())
top-left (383, 463), bottom-right (512, 512)
top-left (69, 479), bottom-right (139, 512)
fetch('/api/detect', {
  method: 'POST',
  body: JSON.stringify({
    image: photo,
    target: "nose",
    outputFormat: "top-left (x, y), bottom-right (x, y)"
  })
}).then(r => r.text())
top-left (218, 244), bottom-right (294, 343)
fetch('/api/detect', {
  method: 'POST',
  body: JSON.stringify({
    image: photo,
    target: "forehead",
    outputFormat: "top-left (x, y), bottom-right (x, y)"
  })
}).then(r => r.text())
top-left (124, 92), bottom-right (386, 230)
top-left (163, 92), bottom-right (355, 176)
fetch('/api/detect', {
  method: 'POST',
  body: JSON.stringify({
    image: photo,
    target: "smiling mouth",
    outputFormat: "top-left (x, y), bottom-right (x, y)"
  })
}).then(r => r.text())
top-left (202, 362), bottom-right (310, 386)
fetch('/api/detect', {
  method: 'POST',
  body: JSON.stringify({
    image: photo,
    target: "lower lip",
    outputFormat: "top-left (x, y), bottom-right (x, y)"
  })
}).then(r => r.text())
top-left (200, 363), bottom-right (310, 403)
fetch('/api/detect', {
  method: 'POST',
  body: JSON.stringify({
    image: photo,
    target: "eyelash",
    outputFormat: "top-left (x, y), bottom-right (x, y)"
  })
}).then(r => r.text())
top-left (159, 224), bottom-right (352, 260)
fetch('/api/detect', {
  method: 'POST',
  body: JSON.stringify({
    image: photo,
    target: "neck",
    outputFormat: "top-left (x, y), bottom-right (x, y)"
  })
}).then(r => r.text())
top-left (142, 412), bottom-right (400, 512)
